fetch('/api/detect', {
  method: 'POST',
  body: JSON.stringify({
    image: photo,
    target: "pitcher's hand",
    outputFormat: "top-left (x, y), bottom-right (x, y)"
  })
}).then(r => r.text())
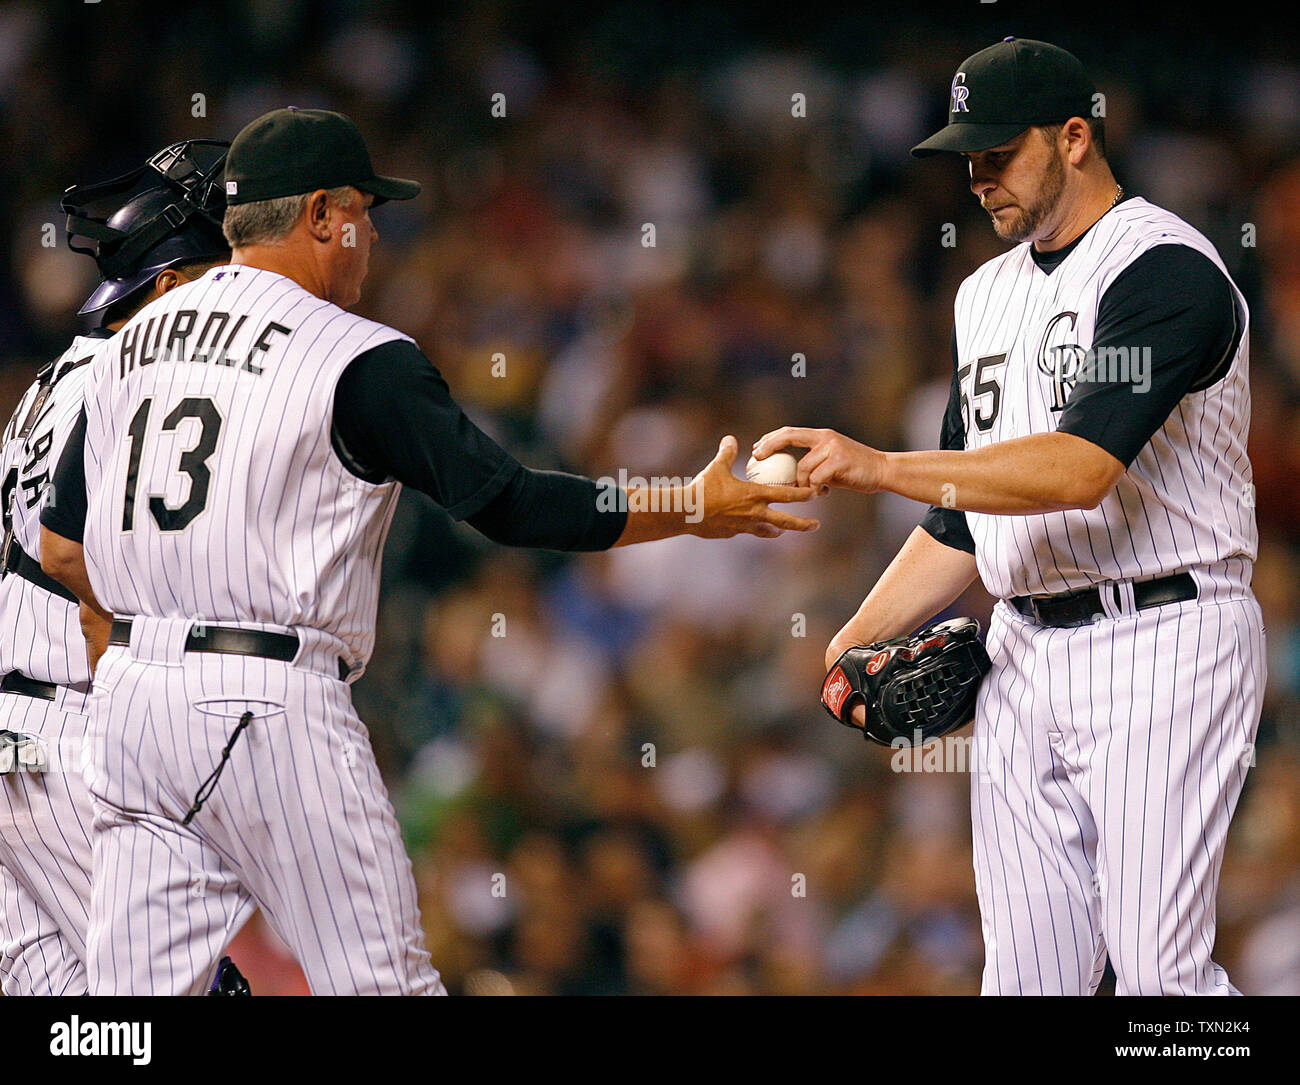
top-left (753, 427), bottom-right (886, 496)
top-left (689, 436), bottom-right (819, 538)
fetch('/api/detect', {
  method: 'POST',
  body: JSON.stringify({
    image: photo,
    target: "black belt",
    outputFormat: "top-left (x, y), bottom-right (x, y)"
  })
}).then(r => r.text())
top-left (1010, 572), bottom-right (1197, 629)
top-left (0, 671), bottom-right (57, 701)
top-left (108, 620), bottom-right (350, 681)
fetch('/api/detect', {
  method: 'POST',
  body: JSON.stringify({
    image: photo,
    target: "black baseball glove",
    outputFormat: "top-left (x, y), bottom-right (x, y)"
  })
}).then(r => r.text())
top-left (820, 618), bottom-right (991, 746)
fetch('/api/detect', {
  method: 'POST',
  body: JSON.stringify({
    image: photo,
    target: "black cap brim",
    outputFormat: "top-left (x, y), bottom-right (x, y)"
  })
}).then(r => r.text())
top-left (911, 122), bottom-right (1031, 158)
top-left (356, 174), bottom-right (421, 205)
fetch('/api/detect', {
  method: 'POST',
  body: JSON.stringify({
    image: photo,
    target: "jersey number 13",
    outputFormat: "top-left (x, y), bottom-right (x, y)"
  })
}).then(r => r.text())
top-left (122, 396), bottom-right (223, 533)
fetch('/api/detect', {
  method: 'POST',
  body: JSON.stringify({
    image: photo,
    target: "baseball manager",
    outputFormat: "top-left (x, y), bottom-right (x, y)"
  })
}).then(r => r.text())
top-left (39, 107), bottom-right (816, 995)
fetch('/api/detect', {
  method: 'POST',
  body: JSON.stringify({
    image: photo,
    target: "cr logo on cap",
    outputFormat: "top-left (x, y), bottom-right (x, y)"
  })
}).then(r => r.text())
top-left (950, 71), bottom-right (970, 114)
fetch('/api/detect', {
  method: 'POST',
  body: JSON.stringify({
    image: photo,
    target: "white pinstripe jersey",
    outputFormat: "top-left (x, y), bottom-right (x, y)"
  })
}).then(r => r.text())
top-left (0, 337), bottom-right (100, 686)
top-left (954, 197), bottom-right (1255, 600)
top-left (79, 265), bottom-right (408, 667)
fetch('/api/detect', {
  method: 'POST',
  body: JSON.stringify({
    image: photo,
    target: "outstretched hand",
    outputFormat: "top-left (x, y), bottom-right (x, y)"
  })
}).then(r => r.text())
top-left (752, 427), bottom-right (886, 496)
top-left (690, 435), bottom-right (820, 539)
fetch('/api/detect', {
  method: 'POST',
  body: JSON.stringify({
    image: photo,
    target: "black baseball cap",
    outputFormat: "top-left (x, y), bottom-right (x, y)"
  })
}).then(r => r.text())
top-left (911, 37), bottom-right (1096, 157)
top-left (224, 107), bottom-right (420, 205)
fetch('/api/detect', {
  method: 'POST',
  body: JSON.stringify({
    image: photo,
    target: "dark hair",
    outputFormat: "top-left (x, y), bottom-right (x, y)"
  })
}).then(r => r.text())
top-left (1040, 116), bottom-right (1107, 160)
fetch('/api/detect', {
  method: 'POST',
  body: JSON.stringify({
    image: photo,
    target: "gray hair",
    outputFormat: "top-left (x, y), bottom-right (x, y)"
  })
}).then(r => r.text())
top-left (222, 185), bottom-right (356, 247)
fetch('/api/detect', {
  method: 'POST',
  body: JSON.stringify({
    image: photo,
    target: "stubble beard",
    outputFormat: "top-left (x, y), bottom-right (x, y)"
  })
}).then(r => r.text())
top-left (988, 149), bottom-right (1066, 244)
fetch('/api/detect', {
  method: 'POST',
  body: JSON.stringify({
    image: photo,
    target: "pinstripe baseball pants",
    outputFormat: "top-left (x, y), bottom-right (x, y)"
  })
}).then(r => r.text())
top-left (0, 687), bottom-right (93, 995)
top-left (82, 619), bottom-right (445, 996)
top-left (971, 592), bottom-right (1265, 995)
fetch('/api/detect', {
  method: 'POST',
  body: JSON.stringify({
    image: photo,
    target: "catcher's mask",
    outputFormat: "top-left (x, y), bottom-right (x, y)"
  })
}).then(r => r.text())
top-left (62, 138), bottom-right (230, 320)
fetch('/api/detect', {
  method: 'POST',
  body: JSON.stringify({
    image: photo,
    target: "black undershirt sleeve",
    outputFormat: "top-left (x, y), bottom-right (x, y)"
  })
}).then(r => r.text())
top-left (1055, 244), bottom-right (1241, 467)
top-left (332, 340), bottom-right (627, 551)
top-left (465, 465), bottom-right (627, 551)
top-left (40, 407), bottom-right (89, 543)
top-left (919, 330), bottom-right (976, 554)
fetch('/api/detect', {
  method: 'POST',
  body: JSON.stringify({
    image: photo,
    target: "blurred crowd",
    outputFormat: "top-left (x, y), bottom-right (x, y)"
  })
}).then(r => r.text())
top-left (0, 1), bottom-right (1297, 994)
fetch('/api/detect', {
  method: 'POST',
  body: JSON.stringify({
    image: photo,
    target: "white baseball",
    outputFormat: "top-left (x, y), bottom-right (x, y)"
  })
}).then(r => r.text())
top-left (745, 450), bottom-right (799, 486)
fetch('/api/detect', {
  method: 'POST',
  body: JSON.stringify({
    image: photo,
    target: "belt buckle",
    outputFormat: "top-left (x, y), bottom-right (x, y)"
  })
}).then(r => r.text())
top-left (1023, 588), bottom-right (1097, 628)
top-left (1024, 595), bottom-right (1052, 625)
top-left (1062, 585), bottom-right (1106, 628)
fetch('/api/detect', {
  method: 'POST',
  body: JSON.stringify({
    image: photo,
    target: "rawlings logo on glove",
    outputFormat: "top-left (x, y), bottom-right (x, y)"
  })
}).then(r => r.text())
top-left (820, 618), bottom-right (991, 746)
top-left (821, 667), bottom-right (854, 717)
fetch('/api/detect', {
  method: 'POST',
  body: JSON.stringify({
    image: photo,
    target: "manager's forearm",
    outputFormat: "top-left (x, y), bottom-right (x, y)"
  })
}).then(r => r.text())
top-left (879, 432), bottom-right (1121, 515)
top-left (612, 488), bottom-right (698, 546)
top-left (465, 467), bottom-right (627, 551)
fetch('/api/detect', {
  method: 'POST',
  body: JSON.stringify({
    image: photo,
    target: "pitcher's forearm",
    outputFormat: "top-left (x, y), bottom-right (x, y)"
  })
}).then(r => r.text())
top-left (880, 433), bottom-right (1123, 514)
top-left (831, 526), bottom-right (979, 651)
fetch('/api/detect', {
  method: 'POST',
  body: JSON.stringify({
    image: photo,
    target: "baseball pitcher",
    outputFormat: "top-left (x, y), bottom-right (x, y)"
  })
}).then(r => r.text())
top-left (755, 38), bottom-right (1262, 995)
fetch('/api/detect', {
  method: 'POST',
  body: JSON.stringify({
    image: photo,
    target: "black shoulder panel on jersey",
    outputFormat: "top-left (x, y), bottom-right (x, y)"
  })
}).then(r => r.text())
top-left (331, 339), bottom-right (518, 520)
top-left (1056, 244), bottom-right (1241, 468)
top-left (332, 340), bottom-right (627, 550)
top-left (919, 329), bottom-right (975, 553)
top-left (921, 505), bottom-right (976, 554)
top-left (40, 408), bottom-right (88, 545)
